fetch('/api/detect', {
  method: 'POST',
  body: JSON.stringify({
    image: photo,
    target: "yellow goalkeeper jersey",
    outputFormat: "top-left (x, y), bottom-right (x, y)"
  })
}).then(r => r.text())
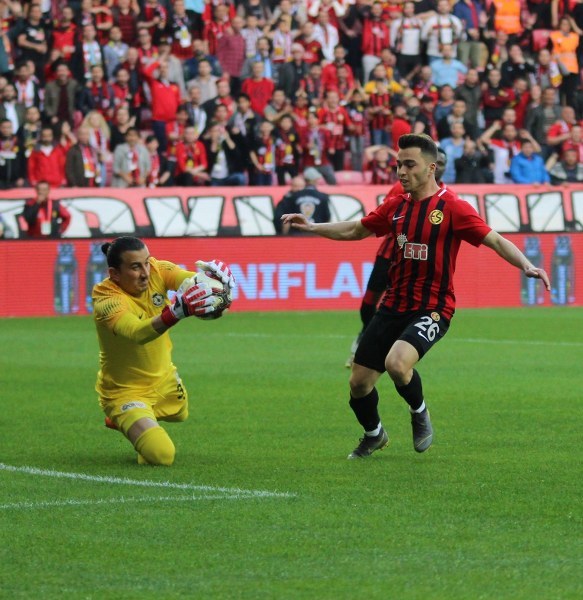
top-left (93, 258), bottom-right (193, 400)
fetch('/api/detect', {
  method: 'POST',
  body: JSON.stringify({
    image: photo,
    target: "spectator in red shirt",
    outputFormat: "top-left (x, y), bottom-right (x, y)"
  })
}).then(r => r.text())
top-left (274, 113), bottom-right (302, 185)
top-left (389, 103), bottom-right (412, 150)
top-left (216, 16), bottom-right (246, 97)
top-left (52, 5), bottom-right (77, 61)
top-left (321, 45), bottom-right (355, 93)
top-left (482, 68), bottom-right (516, 127)
top-left (547, 105), bottom-right (579, 152)
top-left (346, 88), bottom-right (367, 170)
top-left (111, 0), bottom-right (139, 46)
top-left (367, 79), bottom-right (392, 146)
top-left (165, 105), bottom-right (190, 172)
top-left (561, 125), bottom-right (583, 162)
top-left (249, 120), bottom-right (277, 185)
top-left (318, 89), bottom-right (353, 171)
top-left (364, 144), bottom-right (398, 186)
top-left (302, 109), bottom-right (337, 184)
top-left (361, 2), bottom-right (391, 82)
top-left (142, 60), bottom-right (182, 153)
top-left (296, 21), bottom-right (324, 65)
top-left (27, 126), bottom-right (67, 188)
top-left (204, 3), bottom-right (230, 56)
top-left (174, 125), bottom-right (210, 186)
top-left (241, 61), bottom-right (275, 117)
top-left (21, 181), bottom-right (71, 238)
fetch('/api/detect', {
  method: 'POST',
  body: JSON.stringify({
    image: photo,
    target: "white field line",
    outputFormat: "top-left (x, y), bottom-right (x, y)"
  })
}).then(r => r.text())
top-left (216, 332), bottom-right (583, 347)
top-left (0, 463), bottom-right (295, 499)
top-left (0, 494), bottom-right (245, 511)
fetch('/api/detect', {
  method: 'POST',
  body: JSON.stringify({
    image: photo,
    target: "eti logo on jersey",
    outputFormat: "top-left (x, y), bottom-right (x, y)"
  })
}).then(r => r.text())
top-left (397, 233), bottom-right (429, 261)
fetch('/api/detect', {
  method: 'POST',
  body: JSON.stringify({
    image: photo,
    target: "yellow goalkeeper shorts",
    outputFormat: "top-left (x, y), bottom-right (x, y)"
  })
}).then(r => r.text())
top-left (100, 370), bottom-right (189, 437)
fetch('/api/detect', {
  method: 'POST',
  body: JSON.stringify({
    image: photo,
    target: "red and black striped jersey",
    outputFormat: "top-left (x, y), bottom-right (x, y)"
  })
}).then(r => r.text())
top-left (362, 187), bottom-right (491, 319)
top-left (375, 181), bottom-right (404, 259)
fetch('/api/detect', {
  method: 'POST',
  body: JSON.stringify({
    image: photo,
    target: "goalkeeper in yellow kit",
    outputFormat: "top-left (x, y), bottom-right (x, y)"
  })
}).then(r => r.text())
top-left (93, 236), bottom-right (235, 466)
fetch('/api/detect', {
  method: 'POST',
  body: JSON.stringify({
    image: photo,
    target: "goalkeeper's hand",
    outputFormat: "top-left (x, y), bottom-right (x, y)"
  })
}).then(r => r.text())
top-left (196, 259), bottom-right (236, 290)
top-left (160, 281), bottom-right (215, 327)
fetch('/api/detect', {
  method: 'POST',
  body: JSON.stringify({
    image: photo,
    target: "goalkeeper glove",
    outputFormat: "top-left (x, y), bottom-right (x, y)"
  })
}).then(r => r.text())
top-left (160, 280), bottom-right (215, 327)
top-left (196, 259), bottom-right (236, 290)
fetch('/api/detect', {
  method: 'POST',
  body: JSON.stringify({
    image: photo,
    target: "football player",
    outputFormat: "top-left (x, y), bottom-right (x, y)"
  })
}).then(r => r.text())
top-left (93, 236), bottom-right (235, 465)
top-left (282, 134), bottom-right (549, 458)
top-left (345, 148), bottom-right (448, 367)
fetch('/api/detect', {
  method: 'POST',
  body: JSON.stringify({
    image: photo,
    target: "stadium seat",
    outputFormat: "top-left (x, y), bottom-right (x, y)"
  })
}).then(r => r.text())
top-left (532, 29), bottom-right (551, 52)
top-left (335, 171), bottom-right (365, 185)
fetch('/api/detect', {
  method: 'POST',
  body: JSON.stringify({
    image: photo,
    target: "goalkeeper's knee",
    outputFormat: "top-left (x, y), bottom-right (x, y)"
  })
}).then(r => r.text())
top-left (134, 426), bottom-right (175, 466)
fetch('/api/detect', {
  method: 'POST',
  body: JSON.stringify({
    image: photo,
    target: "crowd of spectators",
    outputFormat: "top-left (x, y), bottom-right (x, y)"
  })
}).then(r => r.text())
top-left (0, 0), bottom-right (582, 191)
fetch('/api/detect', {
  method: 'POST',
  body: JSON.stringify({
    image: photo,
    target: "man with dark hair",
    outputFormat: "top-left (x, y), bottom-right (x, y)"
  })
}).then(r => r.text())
top-left (282, 133), bottom-right (550, 459)
top-left (93, 236), bottom-right (235, 465)
top-left (345, 148), bottom-right (447, 368)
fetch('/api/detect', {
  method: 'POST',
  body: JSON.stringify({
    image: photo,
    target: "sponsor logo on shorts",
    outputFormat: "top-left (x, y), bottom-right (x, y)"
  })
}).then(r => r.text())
top-left (431, 312), bottom-right (440, 322)
top-left (152, 293), bottom-right (165, 307)
top-left (429, 210), bottom-right (444, 225)
top-left (121, 401), bottom-right (147, 412)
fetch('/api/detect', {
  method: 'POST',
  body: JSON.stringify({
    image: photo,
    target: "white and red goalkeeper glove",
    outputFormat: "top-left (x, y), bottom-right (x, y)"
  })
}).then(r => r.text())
top-left (160, 280), bottom-right (216, 327)
top-left (196, 259), bottom-right (236, 290)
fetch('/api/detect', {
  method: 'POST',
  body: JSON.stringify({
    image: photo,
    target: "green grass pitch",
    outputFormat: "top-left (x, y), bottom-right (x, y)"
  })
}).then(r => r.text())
top-left (1, 308), bottom-right (582, 599)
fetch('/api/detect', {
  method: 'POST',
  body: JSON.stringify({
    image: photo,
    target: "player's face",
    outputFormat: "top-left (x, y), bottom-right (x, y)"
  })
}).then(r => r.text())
top-left (110, 248), bottom-right (151, 297)
top-left (397, 147), bottom-right (435, 193)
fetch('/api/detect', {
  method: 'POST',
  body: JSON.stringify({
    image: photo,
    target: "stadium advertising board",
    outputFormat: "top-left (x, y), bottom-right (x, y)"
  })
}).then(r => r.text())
top-left (1, 184), bottom-right (582, 238)
top-left (0, 233), bottom-right (579, 317)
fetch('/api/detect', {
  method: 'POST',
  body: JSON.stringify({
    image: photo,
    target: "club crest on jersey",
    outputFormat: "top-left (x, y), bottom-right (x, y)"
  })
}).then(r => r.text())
top-left (397, 233), bottom-right (408, 248)
top-left (429, 210), bottom-right (444, 225)
top-left (152, 293), bottom-right (165, 307)
top-left (431, 312), bottom-right (440, 322)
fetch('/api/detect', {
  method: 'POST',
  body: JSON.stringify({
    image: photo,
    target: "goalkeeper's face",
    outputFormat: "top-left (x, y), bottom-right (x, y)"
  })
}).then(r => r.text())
top-left (109, 247), bottom-right (151, 297)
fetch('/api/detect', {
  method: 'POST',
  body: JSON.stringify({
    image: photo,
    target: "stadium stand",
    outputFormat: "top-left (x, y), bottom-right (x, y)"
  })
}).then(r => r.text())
top-left (0, 0), bottom-right (581, 191)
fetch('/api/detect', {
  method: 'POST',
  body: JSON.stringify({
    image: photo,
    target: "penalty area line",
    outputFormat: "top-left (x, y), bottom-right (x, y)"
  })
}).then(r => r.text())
top-left (0, 494), bottom-right (249, 511)
top-left (0, 463), bottom-right (296, 499)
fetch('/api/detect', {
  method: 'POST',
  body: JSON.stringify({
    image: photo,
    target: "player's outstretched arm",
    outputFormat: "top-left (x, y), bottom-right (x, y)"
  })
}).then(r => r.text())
top-left (482, 230), bottom-right (551, 291)
top-left (280, 213), bottom-right (372, 241)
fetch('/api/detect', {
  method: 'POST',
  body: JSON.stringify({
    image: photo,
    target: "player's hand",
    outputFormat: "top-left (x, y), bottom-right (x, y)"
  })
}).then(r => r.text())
top-left (196, 259), bottom-right (236, 290)
top-left (280, 213), bottom-right (312, 232)
top-left (161, 281), bottom-right (215, 326)
top-left (525, 266), bottom-right (551, 291)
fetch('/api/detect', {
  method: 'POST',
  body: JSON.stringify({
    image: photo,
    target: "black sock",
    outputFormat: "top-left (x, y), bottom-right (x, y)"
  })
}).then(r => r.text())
top-left (395, 369), bottom-right (424, 411)
top-left (349, 388), bottom-right (380, 432)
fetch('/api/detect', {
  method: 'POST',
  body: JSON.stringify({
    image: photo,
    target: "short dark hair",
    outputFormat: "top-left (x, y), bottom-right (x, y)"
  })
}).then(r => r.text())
top-left (398, 133), bottom-right (438, 163)
top-left (101, 236), bottom-right (145, 269)
top-left (125, 127), bottom-right (139, 137)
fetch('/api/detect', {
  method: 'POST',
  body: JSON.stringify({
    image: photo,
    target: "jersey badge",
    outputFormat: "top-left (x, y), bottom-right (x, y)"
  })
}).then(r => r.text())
top-left (429, 209), bottom-right (443, 225)
top-left (431, 312), bottom-right (440, 322)
top-left (152, 293), bottom-right (165, 307)
top-left (397, 233), bottom-right (408, 248)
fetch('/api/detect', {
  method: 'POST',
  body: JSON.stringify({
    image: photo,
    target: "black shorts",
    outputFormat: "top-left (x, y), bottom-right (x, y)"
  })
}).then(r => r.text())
top-left (366, 256), bottom-right (391, 293)
top-left (354, 307), bottom-right (450, 373)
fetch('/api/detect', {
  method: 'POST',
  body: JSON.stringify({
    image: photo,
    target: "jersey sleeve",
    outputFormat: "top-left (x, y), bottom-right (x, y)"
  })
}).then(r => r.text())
top-left (361, 199), bottom-right (394, 237)
top-left (451, 199), bottom-right (492, 247)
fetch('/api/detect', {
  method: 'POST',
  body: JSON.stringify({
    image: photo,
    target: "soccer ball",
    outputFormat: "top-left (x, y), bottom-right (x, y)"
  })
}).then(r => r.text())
top-left (178, 272), bottom-right (232, 320)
